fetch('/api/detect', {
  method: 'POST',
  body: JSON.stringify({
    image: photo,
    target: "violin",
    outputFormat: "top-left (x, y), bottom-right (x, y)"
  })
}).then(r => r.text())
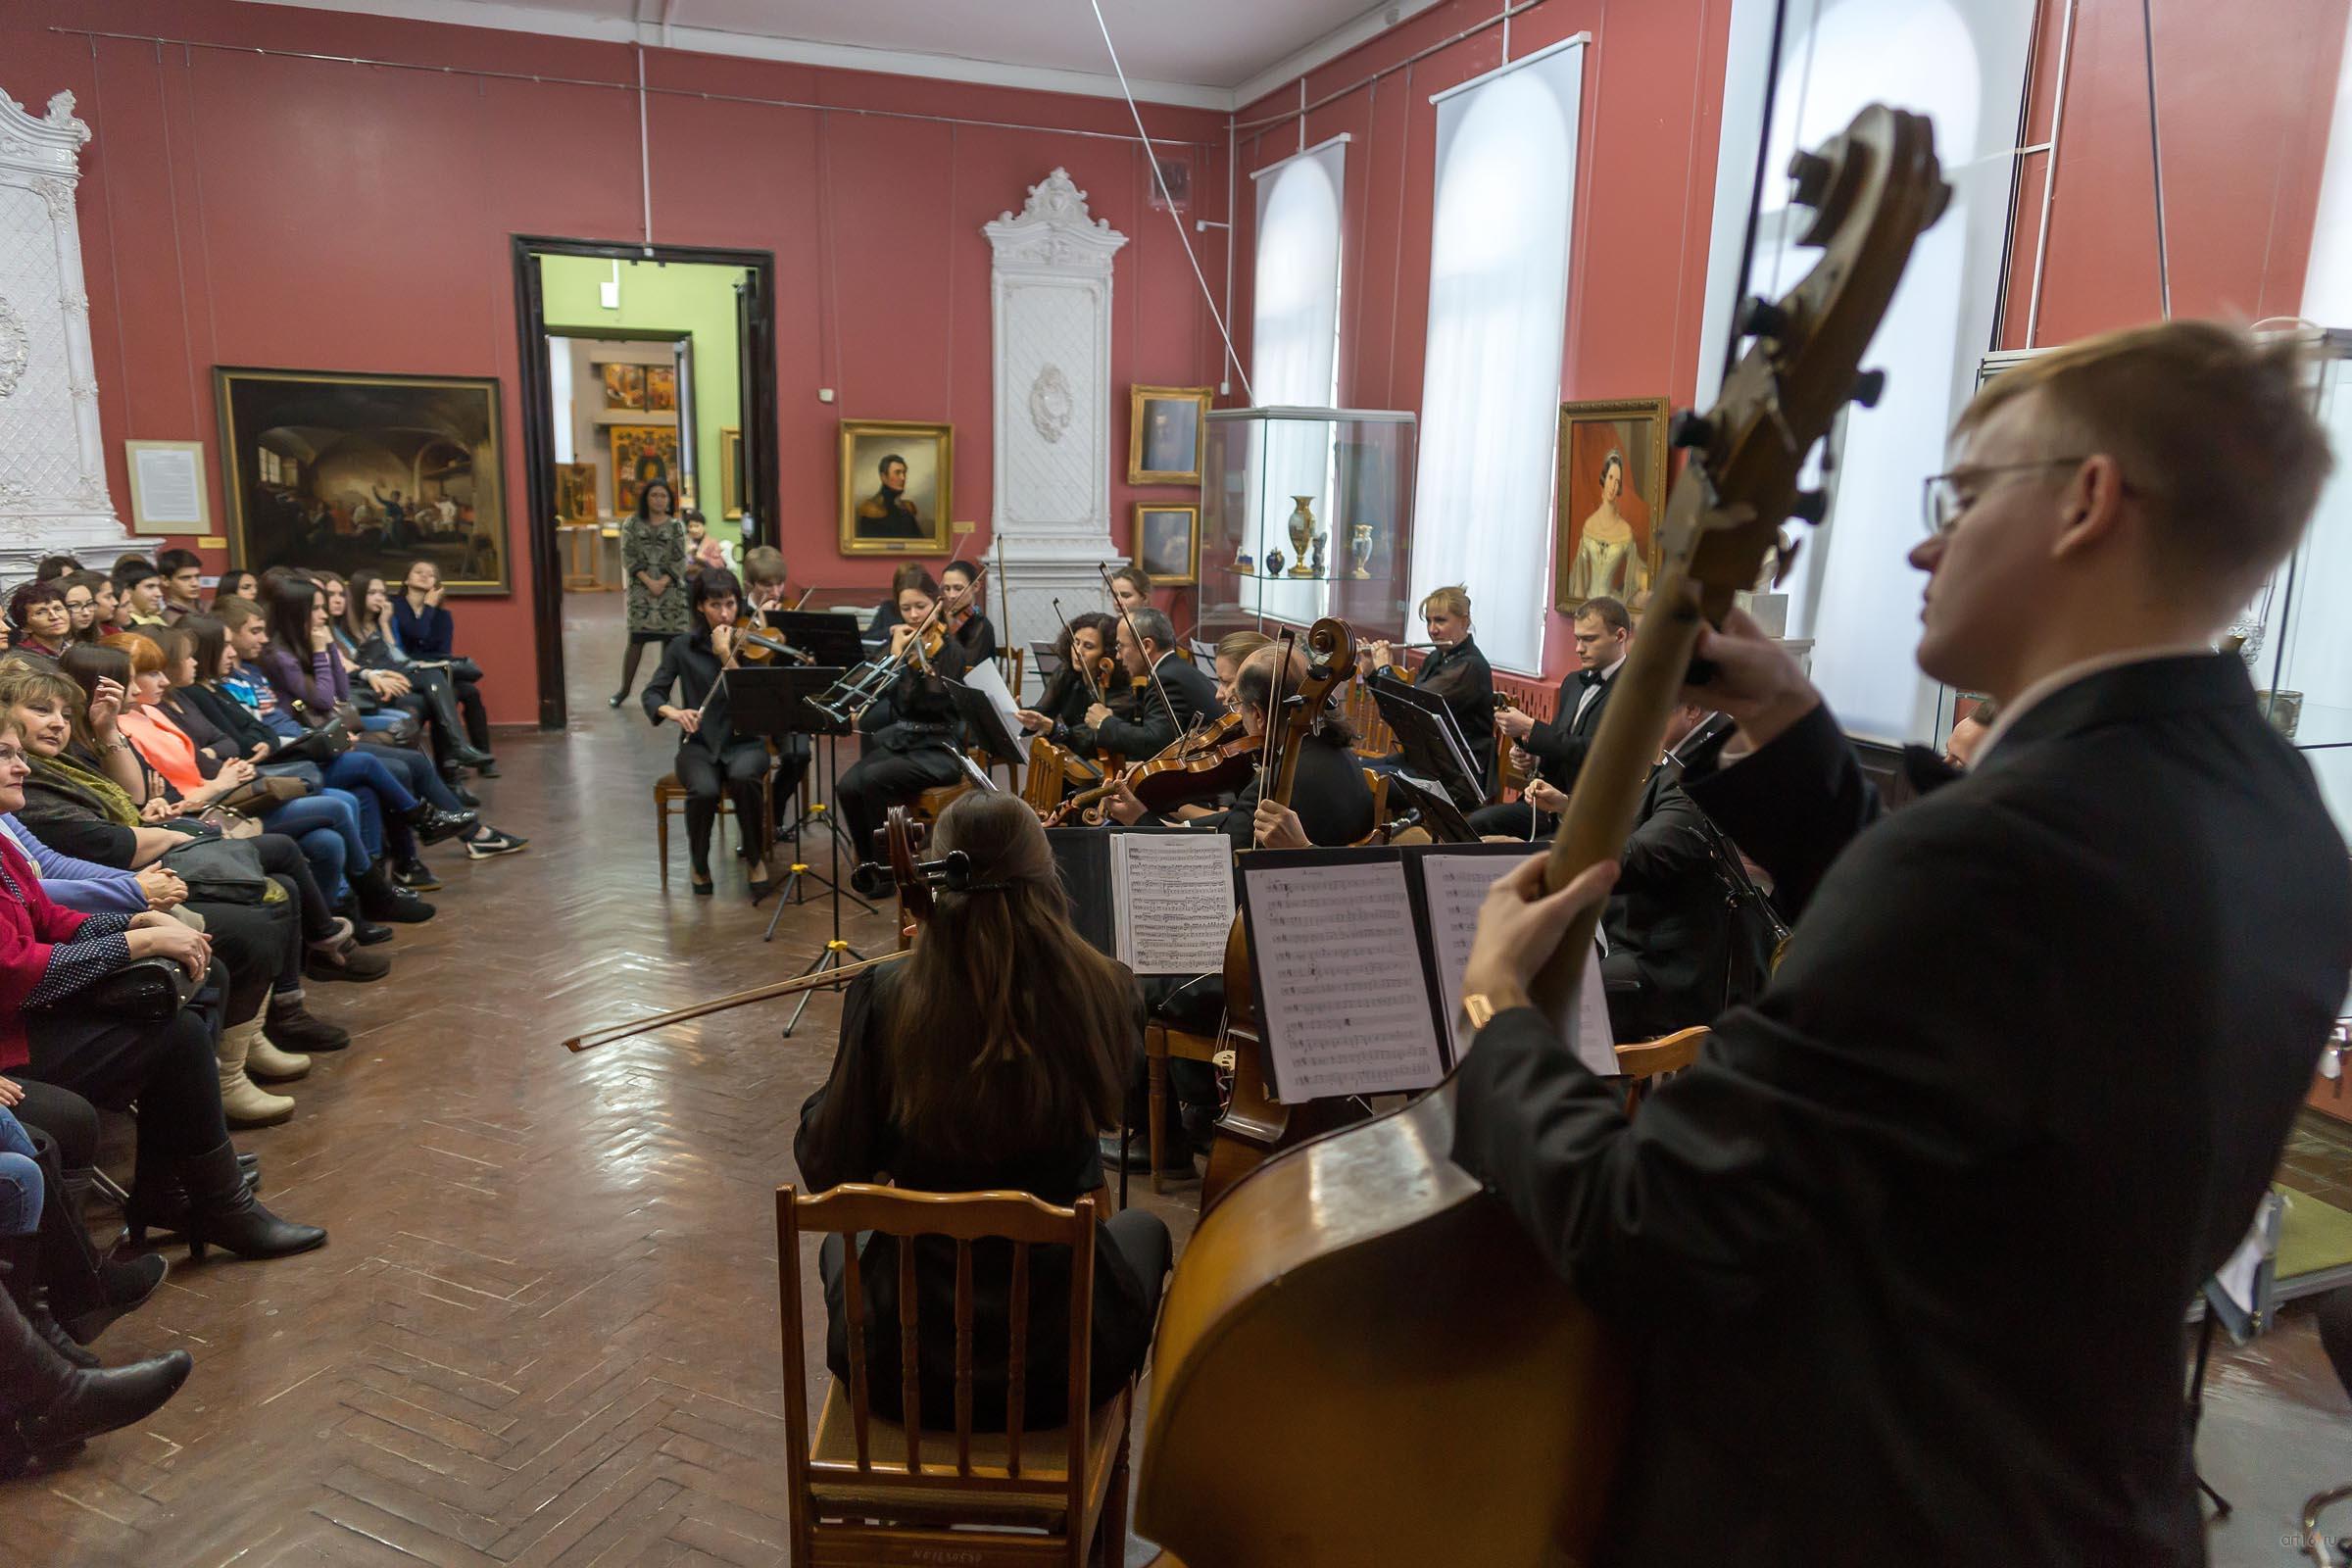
top-left (1140, 106), bottom-right (1951, 1567)
top-left (1042, 713), bottom-right (1262, 825)
top-left (719, 614), bottom-right (808, 665)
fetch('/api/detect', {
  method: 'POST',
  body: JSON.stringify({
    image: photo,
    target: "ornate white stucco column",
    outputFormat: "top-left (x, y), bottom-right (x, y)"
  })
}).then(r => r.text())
top-left (0, 89), bottom-right (123, 574)
top-left (984, 170), bottom-right (1128, 700)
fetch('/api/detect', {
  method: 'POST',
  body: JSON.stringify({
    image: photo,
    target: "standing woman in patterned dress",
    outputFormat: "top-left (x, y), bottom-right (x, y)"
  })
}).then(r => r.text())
top-left (612, 479), bottom-right (690, 708)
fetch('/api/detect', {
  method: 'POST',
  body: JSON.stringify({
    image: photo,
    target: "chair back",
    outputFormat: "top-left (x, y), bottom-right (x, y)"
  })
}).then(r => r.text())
top-left (1002, 645), bottom-right (1026, 698)
top-left (777, 1183), bottom-right (1098, 1528)
top-left (1615, 1026), bottom-right (1705, 1112)
top-left (1023, 737), bottom-right (1067, 815)
top-left (1351, 767), bottom-right (1391, 846)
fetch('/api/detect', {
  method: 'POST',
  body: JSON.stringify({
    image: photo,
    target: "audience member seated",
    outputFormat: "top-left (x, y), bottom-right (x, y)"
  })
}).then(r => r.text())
top-left (3, 584), bottom-right (73, 666)
top-left (249, 579), bottom-right (523, 867)
top-left (58, 573), bottom-right (111, 648)
top-left (392, 562), bottom-right (493, 769)
top-left (683, 510), bottom-right (728, 575)
top-left (4, 662), bottom-right (355, 1122)
top-left (336, 571), bottom-right (493, 778)
top-left (210, 570), bottom-right (258, 610)
top-left (795, 792), bottom-right (1169, 1427)
top-left (110, 562), bottom-right (166, 632)
top-left (642, 568), bottom-right (775, 899)
top-left (0, 1074), bottom-right (168, 1359)
top-left (153, 550), bottom-right (204, 624)
top-left (30, 558), bottom-right (80, 586)
top-left (0, 703), bottom-right (325, 1262)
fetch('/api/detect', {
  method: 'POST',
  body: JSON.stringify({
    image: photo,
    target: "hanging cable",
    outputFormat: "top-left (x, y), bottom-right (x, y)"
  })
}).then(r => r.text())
top-left (2138, 0), bottom-right (2173, 318)
top-left (1722, 0), bottom-right (1792, 384)
top-left (1086, 0), bottom-right (1252, 402)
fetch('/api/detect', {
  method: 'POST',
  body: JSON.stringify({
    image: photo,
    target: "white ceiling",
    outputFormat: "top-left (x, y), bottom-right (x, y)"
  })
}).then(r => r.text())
top-left (240, 0), bottom-right (1441, 110)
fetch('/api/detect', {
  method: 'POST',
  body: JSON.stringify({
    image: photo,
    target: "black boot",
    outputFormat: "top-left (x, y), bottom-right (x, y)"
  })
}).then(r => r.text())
top-left (442, 742), bottom-right (493, 770)
top-left (0, 1288), bottom-right (189, 1470)
top-left (440, 769), bottom-right (482, 809)
top-left (267, 992), bottom-right (352, 1053)
top-left (60, 1254), bottom-right (168, 1349)
top-left (405, 803), bottom-right (477, 846)
top-left (0, 1236), bottom-right (97, 1370)
top-left (355, 862), bottom-right (435, 923)
top-left (127, 1143), bottom-right (324, 1263)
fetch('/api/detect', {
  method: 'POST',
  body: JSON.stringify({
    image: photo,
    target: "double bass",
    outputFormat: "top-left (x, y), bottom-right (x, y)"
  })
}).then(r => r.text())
top-left (1139, 106), bottom-right (1950, 1566)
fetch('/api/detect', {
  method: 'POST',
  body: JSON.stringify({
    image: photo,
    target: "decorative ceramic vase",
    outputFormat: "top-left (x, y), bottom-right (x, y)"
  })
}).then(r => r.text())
top-left (1234, 552), bottom-right (1255, 575)
top-left (1286, 496), bottom-right (1317, 578)
top-left (1264, 548), bottom-right (1286, 578)
top-left (1309, 532), bottom-right (1328, 578)
top-left (1349, 521), bottom-right (1375, 579)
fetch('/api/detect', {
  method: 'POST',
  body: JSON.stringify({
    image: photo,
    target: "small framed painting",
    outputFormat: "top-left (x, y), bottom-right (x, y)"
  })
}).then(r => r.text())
top-left (718, 427), bottom-right (742, 519)
top-left (839, 419), bottom-right (953, 556)
top-left (556, 462), bottom-right (599, 524)
top-left (1134, 502), bottom-right (1200, 586)
top-left (1553, 397), bottom-right (1669, 612)
top-left (600, 362), bottom-right (646, 411)
top-left (645, 365), bottom-right (678, 413)
top-left (1128, 385), bottom-right (1211, 485)
top-left (611, 423), bottom-right (681, 517)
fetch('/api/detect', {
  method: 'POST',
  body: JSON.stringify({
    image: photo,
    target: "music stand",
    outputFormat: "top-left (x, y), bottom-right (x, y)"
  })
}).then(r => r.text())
top-left (766, 610), bottom-right (868, 670)
top-left (944, 675), bottom-right (1028, 784)
top-left (724, 664), bottom-right (822, 907)
top-left (1368, 679), bottom-right (1487, 810)
top-left (1384, 771), bottom-right (1478, 844)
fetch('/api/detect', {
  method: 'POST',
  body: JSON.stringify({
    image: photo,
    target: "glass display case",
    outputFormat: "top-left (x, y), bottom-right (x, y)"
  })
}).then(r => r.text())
top-left (1196, 407), bottom-right (1416, 644)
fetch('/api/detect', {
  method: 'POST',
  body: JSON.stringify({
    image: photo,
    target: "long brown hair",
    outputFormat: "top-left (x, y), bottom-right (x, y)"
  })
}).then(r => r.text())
top-left (884, 792), bottom-right (1129, 1158)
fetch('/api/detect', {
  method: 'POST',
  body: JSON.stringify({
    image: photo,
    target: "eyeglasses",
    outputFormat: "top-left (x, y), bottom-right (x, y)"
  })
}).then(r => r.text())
top-left (1920, 458), bottom-right (2097, 538)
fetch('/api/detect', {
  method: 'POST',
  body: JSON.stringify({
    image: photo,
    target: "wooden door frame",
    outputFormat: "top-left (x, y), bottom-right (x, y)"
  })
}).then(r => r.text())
top-left (511, 236), bottom-right (779, 729)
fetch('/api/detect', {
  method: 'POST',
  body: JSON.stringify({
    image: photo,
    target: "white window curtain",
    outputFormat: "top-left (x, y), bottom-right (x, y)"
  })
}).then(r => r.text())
top-left (1407, 38), bottom-right (1586, 675)
top-left (549, 339), bottom-right (574, 465)
top-left (1693, 0), bottom-right (2034, 740)
top-left (1249, 138), bottom-right (1347, 625)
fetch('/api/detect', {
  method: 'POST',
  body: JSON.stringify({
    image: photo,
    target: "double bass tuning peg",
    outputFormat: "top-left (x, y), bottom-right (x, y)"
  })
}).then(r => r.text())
top-left (1669, 409), bottom-right (1715, 451)
top-left (1788, 490), bottom-right (1829, 525)
top-left (1788, 149), bottom-right (1834, 207)
top-left (1740, 296), bottom-right (1791, 342)
top-left (1850, 368), bottom-right (1886, 409)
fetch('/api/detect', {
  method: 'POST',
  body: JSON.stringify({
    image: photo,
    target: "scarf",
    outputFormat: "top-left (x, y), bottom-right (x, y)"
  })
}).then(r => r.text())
top-left (23, 745), bottom-right (141, 828)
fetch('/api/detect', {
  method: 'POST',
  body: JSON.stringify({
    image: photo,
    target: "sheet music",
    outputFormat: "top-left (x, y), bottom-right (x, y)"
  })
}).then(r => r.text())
top-left (1420, 851), bottom-right (1619, 1075)
top-left (1110, 834), bottom-right (1234, 975)
top-left (1242, 860), bottom-right (1446, 1100)
top-left (958, 660), bottom-right (1028, 790)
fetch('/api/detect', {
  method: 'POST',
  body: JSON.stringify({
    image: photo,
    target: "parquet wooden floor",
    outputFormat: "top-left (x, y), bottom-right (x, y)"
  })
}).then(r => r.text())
top-left (5, 592), bottom-right (2349, 1567)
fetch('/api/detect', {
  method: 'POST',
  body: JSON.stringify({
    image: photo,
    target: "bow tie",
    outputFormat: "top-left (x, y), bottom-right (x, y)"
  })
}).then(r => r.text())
top-left (1579, 668), bottom-right (1605, 689)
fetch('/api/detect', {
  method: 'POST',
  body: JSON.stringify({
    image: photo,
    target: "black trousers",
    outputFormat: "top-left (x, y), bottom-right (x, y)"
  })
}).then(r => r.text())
top-left (21, 1004), bottom-right (228, 1180)
top-left (251, 831), bottom-right (335, 943)
top-left (189, 893), bottom-right (299, 1022)
top-left (837, 746), bottom-right (962, 867)
top-left (675, 740), bottom-right (770, 874)
top-left (1130, 975), bottom-right (1222, 1154)
top-left (454, 672), bottom-right (490, 751)
top-left (1466, 801), bottom-right (1548, 840)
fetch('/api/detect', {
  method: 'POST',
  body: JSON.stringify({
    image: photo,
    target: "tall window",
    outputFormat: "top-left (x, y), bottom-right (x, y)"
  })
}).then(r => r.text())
top-left (1249, 139), bottom-right (1347, 625)
top-left (1408, 39), bottom-right (1586, 674)
top-left (1693, 0), bottom-right (2033, 740)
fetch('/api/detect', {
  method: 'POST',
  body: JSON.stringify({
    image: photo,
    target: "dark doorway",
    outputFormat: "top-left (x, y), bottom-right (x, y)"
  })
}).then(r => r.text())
top-left (512, 236), bottom-right (779, 729)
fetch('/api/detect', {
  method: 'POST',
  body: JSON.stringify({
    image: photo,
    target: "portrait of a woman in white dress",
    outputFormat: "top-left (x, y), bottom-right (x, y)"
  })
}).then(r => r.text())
top-left (1564, 448), bottom-right (1649, 602)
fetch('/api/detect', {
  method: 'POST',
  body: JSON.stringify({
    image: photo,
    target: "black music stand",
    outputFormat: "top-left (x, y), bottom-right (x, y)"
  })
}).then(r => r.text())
top-left (1368, 679), bottom-right (1487, 810)
top-left (944, 677), bottom-right (1027, 786)
top-left (746, 670), bottom-right (881, 1037)
top-left (724, 664), bottom-right (823, 910)
top-left (1383, 771), bottom-right (1479, 844)
top-left (765, 610), bottom-right (868, 670)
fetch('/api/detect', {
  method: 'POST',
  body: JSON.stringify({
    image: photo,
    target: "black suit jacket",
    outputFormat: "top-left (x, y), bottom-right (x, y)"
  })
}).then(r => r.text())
top-left (1186, 732), bottom-right (1374, 851)
top-left (1377, 637), bottom-right (1496, 790)
top-left (1084, 653), bottom-right (1223, 759)
top-left (1598, 764), bottom-right (1729, 1041)
top-left (1522, 662), bottom-right (1620, 790)
top-left (1451, 653), bottom-right (2352, 1565)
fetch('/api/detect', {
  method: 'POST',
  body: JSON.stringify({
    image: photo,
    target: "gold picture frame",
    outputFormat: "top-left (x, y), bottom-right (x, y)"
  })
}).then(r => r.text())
top-left (555, 462), bottom-right (598, 525)
top-left (839, 419), bottom-right (953, 556)
top-left (718, 427), bottom-right (742, 520)
top-left (1128, 384), bottom-right (1211, 485)
top-left (1133, 503), bottom-right (1200, 586)
top-left (1553, 396), bottom-right (1670, 612)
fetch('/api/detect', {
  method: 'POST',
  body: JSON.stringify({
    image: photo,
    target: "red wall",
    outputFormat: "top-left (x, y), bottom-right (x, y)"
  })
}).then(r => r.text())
top-left (1230, 0), bottom-right (1735, 678)
top-left (0, 0), bottom-right (1232, 721)
top-left (2001, 0), bottom-right (2347, 348)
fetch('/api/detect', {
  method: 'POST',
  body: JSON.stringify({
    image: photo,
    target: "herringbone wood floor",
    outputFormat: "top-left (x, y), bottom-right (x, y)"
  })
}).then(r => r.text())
top-left (7, 592), bottom-right (2350, 1566)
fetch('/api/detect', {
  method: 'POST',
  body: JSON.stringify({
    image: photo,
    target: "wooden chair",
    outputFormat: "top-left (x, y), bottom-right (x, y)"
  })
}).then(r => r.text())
top-left (1616, 1025), bottom-right (1705, 1113)
top-left (777, 1184), bottom-right (1133, 1568)
top-left (1023, 738), bottom-right (1068, 816)
top-left (1142, 1019), bottom-right (1226, 1198)
top-left (1357, 767), bottom-right (1389, 842)
top-left (915, 780), bottom-right (973, 824)
top-left (653, 766), bottom-right (775, 888)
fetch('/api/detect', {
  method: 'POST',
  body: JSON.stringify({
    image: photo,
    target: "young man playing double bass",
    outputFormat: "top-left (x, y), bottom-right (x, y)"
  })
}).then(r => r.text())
top-left (1451, 321), bottom-right (2352, 1564)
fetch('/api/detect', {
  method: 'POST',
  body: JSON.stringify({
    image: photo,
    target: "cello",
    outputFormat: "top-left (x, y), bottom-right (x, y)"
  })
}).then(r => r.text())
top-left (1198, 618), bottom-right (1361, 1208)
top-left (1138, 105), bottom-right (1950, 1567)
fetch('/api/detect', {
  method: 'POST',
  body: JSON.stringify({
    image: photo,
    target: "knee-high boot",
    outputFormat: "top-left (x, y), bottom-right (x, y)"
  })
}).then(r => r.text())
top-left (217, 1017), bottom-right (295, 1128)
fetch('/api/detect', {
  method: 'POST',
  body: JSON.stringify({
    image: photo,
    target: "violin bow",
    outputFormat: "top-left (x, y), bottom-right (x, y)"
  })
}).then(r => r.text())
top-left (564, 950), bottom-right (910, 1053)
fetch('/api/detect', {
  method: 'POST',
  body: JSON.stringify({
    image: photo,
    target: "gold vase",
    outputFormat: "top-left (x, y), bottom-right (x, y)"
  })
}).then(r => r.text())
top-left (1286, 496), bottom-right (1317, 578)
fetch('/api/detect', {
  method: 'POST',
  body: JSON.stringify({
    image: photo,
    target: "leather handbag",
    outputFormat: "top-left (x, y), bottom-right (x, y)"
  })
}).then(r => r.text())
top-left (161, 835), bottom-right (273, 904)
top-left (270, 714), bottom-right (353, 763)
top-left (30, 956), bottom-right (199, 1024)
top-left (214, 774), bottom-right (313, 814)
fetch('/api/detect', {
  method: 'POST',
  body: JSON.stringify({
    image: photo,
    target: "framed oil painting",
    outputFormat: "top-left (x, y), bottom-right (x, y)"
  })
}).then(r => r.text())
top-left (611, 423), bottom-right (680, 517)
top-left (718, 427), bottom-right (742, 519)
top-left (1129, 385), bottom-right (1211, 485)
top-left (1134, 503), bottom-right (1200, 586)
top-left (1553, 397), bottom-right (1669, 612)
top-left (645, 365), bottom-right (678, 413)
top-left (556, 462), bottom-right (599, 525)
top-left (215, 367), bottom-right (510, 593)
top-left (600, 362), bottom-right (645, 411)
top-left (839, 419), bottom-right (952, 556)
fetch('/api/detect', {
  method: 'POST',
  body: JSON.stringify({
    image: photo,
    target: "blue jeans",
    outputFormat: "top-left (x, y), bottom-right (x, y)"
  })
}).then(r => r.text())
top-left (366, 742), bottom-right (465, 815)
top-left (0, 1110), bottom-right (41, 1237)
top-left (262, 790), bottom-right (370, 902)
top-left (320, 748), bottom-right (422, 858)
